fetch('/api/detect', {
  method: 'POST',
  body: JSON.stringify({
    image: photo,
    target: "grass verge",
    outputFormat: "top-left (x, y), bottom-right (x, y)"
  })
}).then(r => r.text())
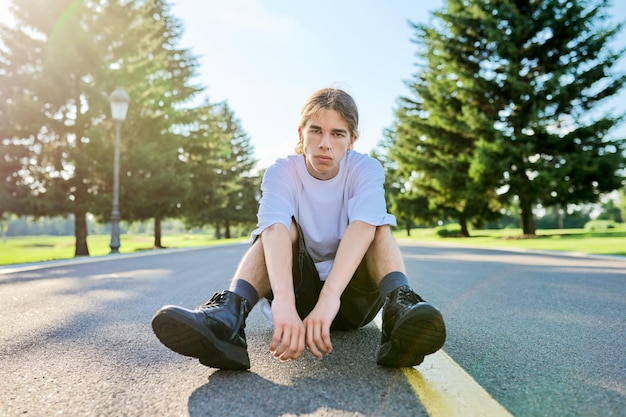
top-left (1, 226), bottom-right (624, 266)
top-left (0, 234), bottom-right (247, 266)
top-left (393, 226), bottom-right (626, 257)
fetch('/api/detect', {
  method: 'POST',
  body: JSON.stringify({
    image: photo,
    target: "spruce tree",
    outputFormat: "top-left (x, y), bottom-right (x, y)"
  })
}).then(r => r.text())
top-left (0, 0), bottom-right (204, 253)
top-left (389, 5), bottom-right (504, 235)
top-left (390, 0), bottom-right (625, 235)
top-left (91, 0), bottom-right (203, 249)
top-left (210, 104), bottom-right (258, 238)
top-left (182, 102), bottom-right (259, 237)
top-left (373, 134), bottom-right (432, 236)
top-left (0, 0), bottom-right (120, 255)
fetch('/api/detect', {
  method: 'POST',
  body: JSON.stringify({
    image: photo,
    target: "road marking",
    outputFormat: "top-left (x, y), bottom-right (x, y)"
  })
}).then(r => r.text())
top-left (374, 316), bottom-right (513, 417)
top-left (402, 351), bottom-right (514, 417)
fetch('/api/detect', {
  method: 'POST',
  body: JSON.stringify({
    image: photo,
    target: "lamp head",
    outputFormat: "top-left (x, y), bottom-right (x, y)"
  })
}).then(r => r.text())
top-left (109, 87), bottom-right (130, 121)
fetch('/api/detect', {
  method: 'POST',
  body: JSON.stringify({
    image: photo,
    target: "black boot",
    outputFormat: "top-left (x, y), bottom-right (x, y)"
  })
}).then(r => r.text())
top-left (377, 286), bottom-right (446, 367)
top-left (151, 291), bottom-right (250, 370)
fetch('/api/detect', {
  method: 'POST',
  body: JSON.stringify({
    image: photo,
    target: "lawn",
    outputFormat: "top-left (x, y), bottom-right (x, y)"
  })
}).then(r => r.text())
top-left (0, 234), bottom-right (247, 266)
top-left (393, 226), bottom-right (626, 257)
top-left (1, 226), bottom-right (624, 267)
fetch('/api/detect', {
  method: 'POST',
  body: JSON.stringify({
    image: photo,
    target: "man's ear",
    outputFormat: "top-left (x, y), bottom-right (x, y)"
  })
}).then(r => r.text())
top-left (349, 135), bottom-right (358, 149)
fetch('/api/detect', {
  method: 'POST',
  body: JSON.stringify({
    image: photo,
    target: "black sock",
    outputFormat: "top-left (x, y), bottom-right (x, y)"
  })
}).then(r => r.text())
top-left (229, 279), bottom-right (259, 307)
top-left (378, 271), bottom-right (409, 298)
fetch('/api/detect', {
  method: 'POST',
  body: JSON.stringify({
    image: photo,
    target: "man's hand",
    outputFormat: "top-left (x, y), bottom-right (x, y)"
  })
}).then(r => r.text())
top-left (300, 220), bottom-right (376, 359)
top-left (303, 291), bottom-right (341, 358)
top-left (269, 296), bottom-right (306, 361)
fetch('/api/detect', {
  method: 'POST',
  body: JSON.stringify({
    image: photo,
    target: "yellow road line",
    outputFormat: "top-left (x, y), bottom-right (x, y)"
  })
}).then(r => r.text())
top-left (374, 316), bottom-right (514, 417)
top-left (402, 351), bottom-right (514, 417)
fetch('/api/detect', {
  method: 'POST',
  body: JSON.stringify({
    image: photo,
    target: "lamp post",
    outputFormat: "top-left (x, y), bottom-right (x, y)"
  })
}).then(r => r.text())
top-left (109, 87), bottom-right (130, 254)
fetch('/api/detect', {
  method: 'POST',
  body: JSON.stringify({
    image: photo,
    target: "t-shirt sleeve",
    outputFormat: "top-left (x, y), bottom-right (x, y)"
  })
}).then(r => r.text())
top-left (347, 155), bottom-right (397, 226)
top-left (251, 160), bottom-right (298, 239)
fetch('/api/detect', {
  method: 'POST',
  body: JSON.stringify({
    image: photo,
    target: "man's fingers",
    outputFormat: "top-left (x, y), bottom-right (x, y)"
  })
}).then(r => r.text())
top-left (306, 324), bottom-right (323, 358)
top-left (273, 327), bottom-right (291, 358)
top-left (291, 330), bottom-right (306, 359)
top-left (279, 330), bottom-right (304, 361)
top-left (321, 327), bottom-right (332, 354)
top-left (269, 326), bottom-right (283, 353)
top-left (272, 323), bottom-right (305, 361)
top-left (305, 319), bottom-right (333, 359)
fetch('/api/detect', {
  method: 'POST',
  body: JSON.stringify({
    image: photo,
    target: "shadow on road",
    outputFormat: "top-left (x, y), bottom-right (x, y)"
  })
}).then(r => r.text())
top-left (188, 324), bottom-right (429, 417)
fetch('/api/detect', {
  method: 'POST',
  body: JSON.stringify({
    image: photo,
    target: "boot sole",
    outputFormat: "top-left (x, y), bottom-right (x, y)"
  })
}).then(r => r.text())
top-left (151, 307), bottom-right (250, 370)
top-left (377, 302), bottom-right (446, 367)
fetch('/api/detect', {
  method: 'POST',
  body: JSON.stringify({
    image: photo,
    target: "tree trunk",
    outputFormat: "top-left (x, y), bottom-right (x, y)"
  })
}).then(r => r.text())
top-left (459, 213), bottom-right (470, 237)
top-left (225, 219), bottom-right (231, 239)
top-left (1, 219), bottom-right (6, 244)
top-left (519, 197), bottom-right (536, 235)
top-left (154, 216), bottom-right (162, 248)
top-left (557, 205), bottom-right (564, 229)
top-left (405, 221), bottom-right (411, 237)
top-left (74, 211), bottom-right (89, 257)
top-left (214, 223), bottom-right (221, 239)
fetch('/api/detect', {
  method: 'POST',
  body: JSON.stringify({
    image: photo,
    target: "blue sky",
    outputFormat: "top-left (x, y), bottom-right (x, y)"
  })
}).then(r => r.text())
top-left (169, 0), bottom-right (437, 168)
top-left (169, 0), bottom-right (626, 169)
top-left (0, 0), bottom-right (624, 170)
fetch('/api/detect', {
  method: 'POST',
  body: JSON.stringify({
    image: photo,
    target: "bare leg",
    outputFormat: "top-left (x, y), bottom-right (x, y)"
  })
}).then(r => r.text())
top-left (240, 223), bottom-right (402, 297)
top-left (229, 239), bottom-right (271, 298)
top-left (364, 225), bottom-right (407, 284)
top-left (230, 222), bottom-right (299, 299)
top-left (331, 225), bottom-right (407, 330)
top-left (366, 226), bottom-right (446, 368)
top-left (152, 223), bottom-right (301, 371)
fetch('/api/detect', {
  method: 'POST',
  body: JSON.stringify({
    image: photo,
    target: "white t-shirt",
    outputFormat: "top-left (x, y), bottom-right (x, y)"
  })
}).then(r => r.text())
top-left (250, 151), bottom-right (396, 279)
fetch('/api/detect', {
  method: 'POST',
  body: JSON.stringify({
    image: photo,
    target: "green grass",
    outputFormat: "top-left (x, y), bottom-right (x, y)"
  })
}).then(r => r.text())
top-left (393, 225), bottom-right (626, 257)
top-left (1, 226), bottom-right (624, 267)
top-left (0, 234), bottom-right (247, 266)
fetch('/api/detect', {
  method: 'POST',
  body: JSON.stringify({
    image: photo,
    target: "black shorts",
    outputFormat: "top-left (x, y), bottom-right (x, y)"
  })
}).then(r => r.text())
top-left (271, 220), bottom-right (384, 330)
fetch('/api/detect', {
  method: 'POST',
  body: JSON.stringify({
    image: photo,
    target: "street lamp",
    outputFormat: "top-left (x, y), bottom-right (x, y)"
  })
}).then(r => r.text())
top-left (109, 87), bottom-right (130, 254)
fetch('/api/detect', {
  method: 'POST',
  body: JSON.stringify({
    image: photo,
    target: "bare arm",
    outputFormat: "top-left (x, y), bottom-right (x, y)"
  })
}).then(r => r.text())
top-left (261, 223), bottom-right (306, 360)
top-left (304, 220), bottom-right (376, 358)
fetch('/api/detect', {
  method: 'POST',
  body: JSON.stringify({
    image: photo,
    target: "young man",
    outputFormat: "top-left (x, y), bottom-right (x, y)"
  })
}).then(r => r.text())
top-left (151, 88), bottom-right (446, 369)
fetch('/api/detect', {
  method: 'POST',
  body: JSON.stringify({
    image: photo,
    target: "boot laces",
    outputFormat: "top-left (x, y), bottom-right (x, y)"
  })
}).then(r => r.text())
top-left (199, 291), bottom-right (250, 318)
top-left (200, 291), bottom-right (228, 309)
top-left (396, 287), bottom-right (424, 306)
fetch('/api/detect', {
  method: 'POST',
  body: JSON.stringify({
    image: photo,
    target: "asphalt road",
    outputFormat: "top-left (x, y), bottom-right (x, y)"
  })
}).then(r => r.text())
top-left (1, 242), bottom-right (624, 417)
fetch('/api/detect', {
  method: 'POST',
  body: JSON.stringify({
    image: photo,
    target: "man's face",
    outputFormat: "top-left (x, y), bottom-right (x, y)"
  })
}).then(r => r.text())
top-left (298, 108), bottom-right (356, 180)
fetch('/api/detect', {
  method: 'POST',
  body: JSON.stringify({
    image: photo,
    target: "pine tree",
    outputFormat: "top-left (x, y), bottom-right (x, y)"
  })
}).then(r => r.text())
top-left (389, 6), bottom-right (503, 236)
top-left (212, 103), bottom-right (259, 238)
top-left (0, 0), bottom-right (204, 253)
top-left (390, 0), bottom-right (626, 235)
top-left (0, 0), bottom-right (121, 255)
top-left (182, 102), bottom-right (259, 237)
top-left (372, 133), bottom-right (432, 236)
top-left (90, 0), bottom-right (203, 249)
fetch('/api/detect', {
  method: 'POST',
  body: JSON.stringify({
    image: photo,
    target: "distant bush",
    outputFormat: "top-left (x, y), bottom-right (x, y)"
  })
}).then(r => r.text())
top-left (435, 224), bottom-right (463, 237)
top-left (584, 220), bottom-right (617, 231)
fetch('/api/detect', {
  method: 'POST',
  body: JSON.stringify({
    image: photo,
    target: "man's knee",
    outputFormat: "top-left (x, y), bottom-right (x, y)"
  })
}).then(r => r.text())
top-left (368, 225), bottom-right (395, 252)
top-left (365, 224), bottom-right (404, 278)
top-left (374, 224), bottom-right (392, 239)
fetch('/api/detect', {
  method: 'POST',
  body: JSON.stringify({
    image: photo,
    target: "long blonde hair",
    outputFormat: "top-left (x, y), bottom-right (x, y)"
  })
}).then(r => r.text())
top-left (295, 88), bottom-right (359, 154)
